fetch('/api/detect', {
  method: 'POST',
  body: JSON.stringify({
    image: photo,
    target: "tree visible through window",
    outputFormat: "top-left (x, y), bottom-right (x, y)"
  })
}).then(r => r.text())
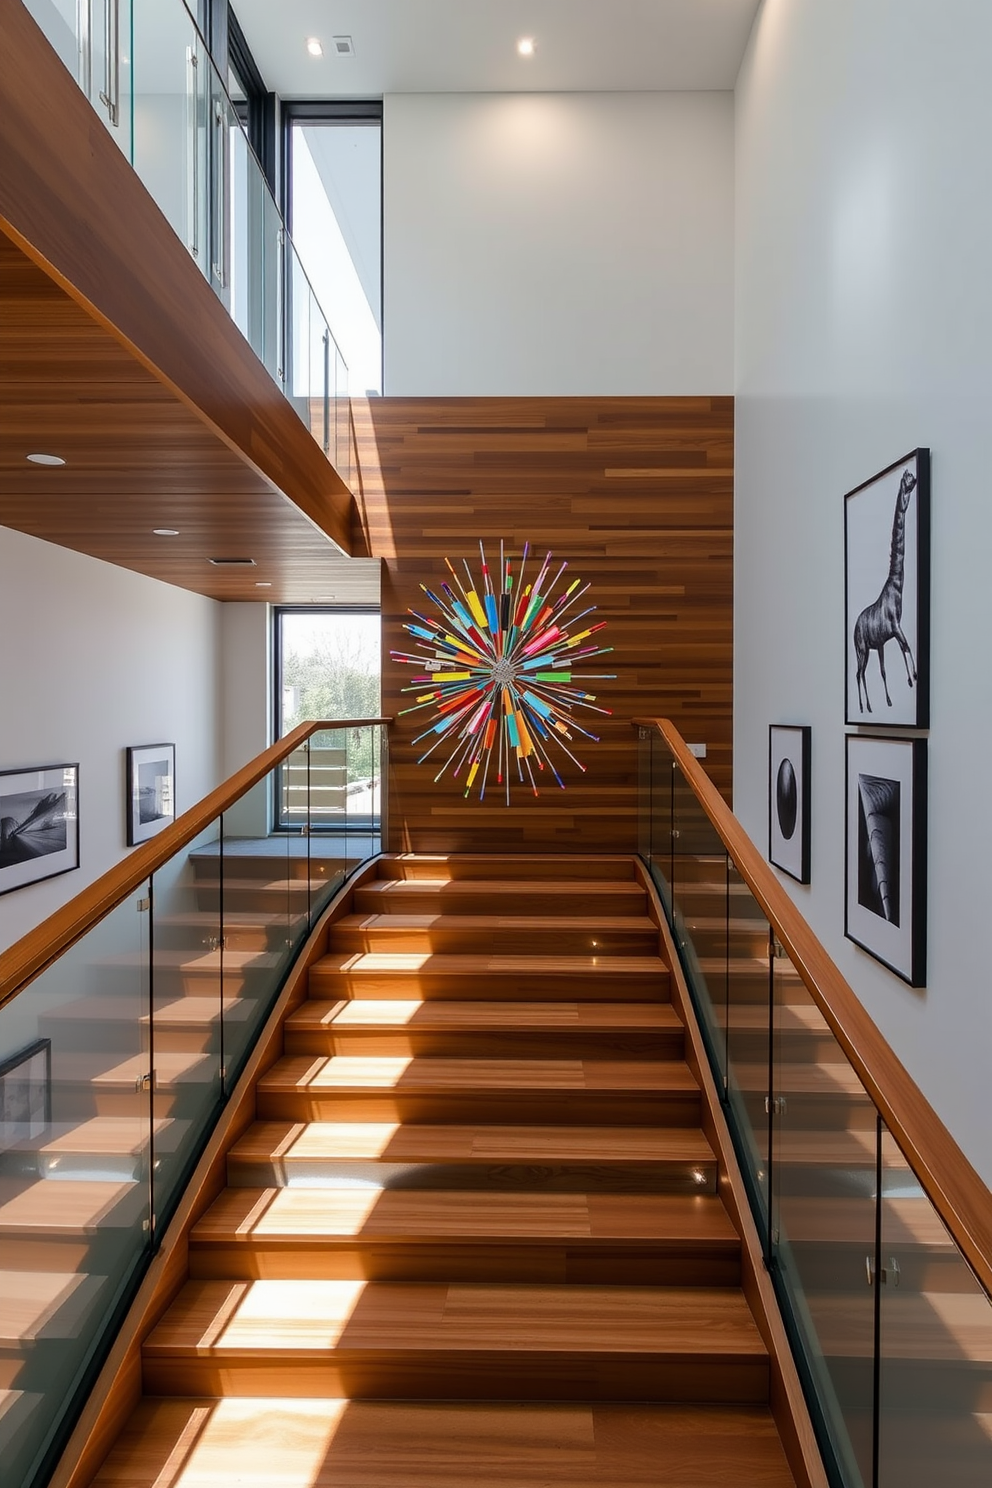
top-left (275, 609), bottom-right (381, 827)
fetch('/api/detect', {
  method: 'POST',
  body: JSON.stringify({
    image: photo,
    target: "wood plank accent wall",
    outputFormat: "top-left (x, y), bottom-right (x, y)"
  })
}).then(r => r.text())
top-left (352, 397), bottom-right (733, 854)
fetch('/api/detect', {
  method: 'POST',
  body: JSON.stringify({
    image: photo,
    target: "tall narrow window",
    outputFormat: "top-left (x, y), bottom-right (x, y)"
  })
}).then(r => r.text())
top-left (284, 104), bottom-right (383, 397)
top-left (274, 609), bottom-right (381, 831)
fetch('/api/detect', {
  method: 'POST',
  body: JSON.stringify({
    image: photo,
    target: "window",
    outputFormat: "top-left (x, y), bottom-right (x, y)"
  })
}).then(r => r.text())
top-left (274, 609), bottom-right (381, 831)
top-left (283, 103), bottom-right (383, 397)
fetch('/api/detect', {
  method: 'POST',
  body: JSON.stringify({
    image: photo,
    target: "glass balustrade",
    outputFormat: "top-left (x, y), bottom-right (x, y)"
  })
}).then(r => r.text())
top-left (637, 721), bottom-right (992, 1488)
top-left (19, 0), bottom-right (348, 470)
top-left (0, 722), bottom-right (387, 1488)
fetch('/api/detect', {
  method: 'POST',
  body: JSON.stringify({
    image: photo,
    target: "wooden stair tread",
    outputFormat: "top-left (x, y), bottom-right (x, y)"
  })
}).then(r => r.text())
top-left (334, 913), bottom-right (658, 932)
top-left (259, 1055), bottom-right (697, 1095)
top-left (192, 1190), bottom-right (738, 1246)
top-left (53, 1050), bottom-right (215, 1087)
top-left (0, 1268), bottom-right (107, 1345)
top-left (380, 853), bottom-right (639, 881)
top-left (287, 1001), bottom-right (681, 1033)
top-left (90, 1398), bottom-right (796, 1487)
top-left (230, 1121), bottom-right (716, 1167)
top-left (147, 1280), bottom-right (766, 1358)
top-left (312, 951), bottom-right (668, 977)
top-left (0, 1176), bottom-right (143, 1234)
top-left (4, 1116), bottom-right (177, 1159)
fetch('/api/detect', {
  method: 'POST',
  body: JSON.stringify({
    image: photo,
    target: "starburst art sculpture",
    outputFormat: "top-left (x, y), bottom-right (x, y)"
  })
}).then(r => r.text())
top-left (392, 541), bottom-right (615, 803)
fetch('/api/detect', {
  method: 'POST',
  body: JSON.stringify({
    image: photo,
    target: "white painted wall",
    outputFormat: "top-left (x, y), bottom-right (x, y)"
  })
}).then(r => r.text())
top-left (384, 91), bottom-right (734, 395)
top-left (734, 0), bottom-right (992, 1180)
top-left (0, 527), bottom-right (222, 951)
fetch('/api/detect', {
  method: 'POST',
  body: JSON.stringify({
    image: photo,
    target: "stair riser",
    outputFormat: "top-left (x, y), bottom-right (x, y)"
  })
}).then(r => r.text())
top-left (256, 1092), bottom-right (702, 1126)
top-left (355, 889), bottom-right (649, 917)
top-left (282, 1031), bottom-right (685, 1060)
top-left (193, 858), bottom-right (343, 883)
top-left (142, 1353), bottom-right (768, 1404)
top-left (328, 928), bottom-right (660, 956)
top-left (194, 887), bottom-right (317, 915)
top-left (188, 1244), bottom-right (740, 1287)
top-left (381, 857), bottom-right (637, 882)
top-left (224, 1158), bottom-right (718, 1196)
top-left (308, 972), bottom-right (670, 1002)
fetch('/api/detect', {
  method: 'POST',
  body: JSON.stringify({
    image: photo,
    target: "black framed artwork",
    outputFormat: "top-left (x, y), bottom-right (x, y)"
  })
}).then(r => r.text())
top-left (126, 744), bottom-right (176, 846)
top-left (768, 726), bottom-right (811, 883)
top-left (845, 734), bottom-right (927, 987)
top-left (845, 448), bottom-right (930, 728)
top-left (0, 1038), bottom-right (52, 1153)
top-left (0, 764), bottom-right (79, 896)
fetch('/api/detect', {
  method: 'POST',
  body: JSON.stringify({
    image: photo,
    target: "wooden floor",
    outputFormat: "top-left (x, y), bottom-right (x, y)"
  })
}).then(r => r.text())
top-left (90, 853), bottom-right (797, 1486)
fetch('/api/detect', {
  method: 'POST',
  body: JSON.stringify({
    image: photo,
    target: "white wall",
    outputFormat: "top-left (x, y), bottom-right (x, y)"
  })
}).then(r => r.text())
top-left (384, 91), bottom-right (734, 395)
top-left (734, 0), bottom-right (992, 1180)
top-left (0, 527), bottom-right (222, 951)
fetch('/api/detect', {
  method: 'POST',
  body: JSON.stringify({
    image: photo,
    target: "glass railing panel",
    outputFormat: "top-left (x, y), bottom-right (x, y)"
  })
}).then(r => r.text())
top-left (148, 823), bottom-right (223, 1233)
top-left (771, 967), bottom-right (878, 1488)
top-left (670, 762), bottom-right (729, 1087)
top-left (131, 0), bottom-right (207, 276)
top-left (219, 769), bottom-right (299, 1089)
top-left (0, 886), bottom-right (151, 1488)
top-left (724, 868), bottom-right (773, 1236)
top-left (878, 1125), bottom-right (992, 1487)
top-left (23, 0), bottom-right (133, 157)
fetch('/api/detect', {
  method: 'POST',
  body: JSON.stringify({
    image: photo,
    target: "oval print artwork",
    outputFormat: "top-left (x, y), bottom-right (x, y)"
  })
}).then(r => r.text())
top-left (768, 726), bottom-right (810, 884)
top-left (776, 758), bottom-right (798, 841)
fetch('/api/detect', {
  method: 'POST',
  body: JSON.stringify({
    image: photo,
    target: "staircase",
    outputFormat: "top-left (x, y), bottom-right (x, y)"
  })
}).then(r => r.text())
top-left (90, 853), bottom-right (797, 1486)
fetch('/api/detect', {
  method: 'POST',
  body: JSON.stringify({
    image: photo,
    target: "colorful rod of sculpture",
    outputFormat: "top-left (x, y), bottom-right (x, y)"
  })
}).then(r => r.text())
top-left (392, 541), bottom-right (615, 802)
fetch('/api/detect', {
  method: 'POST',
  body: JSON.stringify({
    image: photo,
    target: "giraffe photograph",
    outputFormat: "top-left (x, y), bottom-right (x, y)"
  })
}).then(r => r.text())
top-left (844, 448), bottom-right (931, 728)
top-left (845, 734), bottom-right (928, 987)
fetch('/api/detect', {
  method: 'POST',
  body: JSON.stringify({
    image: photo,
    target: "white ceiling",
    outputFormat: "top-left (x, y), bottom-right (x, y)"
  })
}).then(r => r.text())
top-left (232, 0), bottom-right (761, 98)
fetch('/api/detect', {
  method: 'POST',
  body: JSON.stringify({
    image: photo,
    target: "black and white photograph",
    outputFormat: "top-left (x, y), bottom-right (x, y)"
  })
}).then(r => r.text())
top-left (0, 1039), bottom-right (51, 1153)
top-left (845, 448), bottom-right (930, 728)
top-left (768, 725), bottom-right (811, 883)
top-left (845, 734), bottom-right (927, 986)
top-left (126, 743), bottom-right (176, 846)
top-left (0, 764), bottom-right (79, 896)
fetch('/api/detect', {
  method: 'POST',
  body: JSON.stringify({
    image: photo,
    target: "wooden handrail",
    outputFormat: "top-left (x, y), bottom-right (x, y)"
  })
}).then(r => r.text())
top-left (633, 716), bottom-right (992, 1301)
top-left (0, 718), bottom-right (391, 1010)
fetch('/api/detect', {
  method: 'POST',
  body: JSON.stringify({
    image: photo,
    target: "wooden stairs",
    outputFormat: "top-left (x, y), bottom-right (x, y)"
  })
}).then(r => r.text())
top-left (88, 853), bottom-right (800, 1487)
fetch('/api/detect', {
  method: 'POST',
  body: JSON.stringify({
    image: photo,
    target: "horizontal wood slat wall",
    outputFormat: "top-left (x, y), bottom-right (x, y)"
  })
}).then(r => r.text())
top-left (352, 397), bottom-right (733, 854)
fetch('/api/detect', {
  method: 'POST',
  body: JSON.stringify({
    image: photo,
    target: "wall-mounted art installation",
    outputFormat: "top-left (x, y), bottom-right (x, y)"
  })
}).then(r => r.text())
top-left (392, 542), bottom-right (615, 803)
top-left (845, 734), bottom-right (927, 986)
top-left (768, 725), bottom-right (811, 883)
top-left (0, 1039), bottom-right (51, 1153)
top-left (126, 743), bottom-right (176, 846)
top-left (845, 448), bottom-right (930, 728)
top-left (0, 763), bottom-right (79, 896)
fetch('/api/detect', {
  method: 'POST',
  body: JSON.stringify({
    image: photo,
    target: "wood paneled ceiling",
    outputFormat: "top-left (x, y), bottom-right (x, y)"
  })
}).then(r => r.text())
top-left (0, 231), bottom-right (379, 605)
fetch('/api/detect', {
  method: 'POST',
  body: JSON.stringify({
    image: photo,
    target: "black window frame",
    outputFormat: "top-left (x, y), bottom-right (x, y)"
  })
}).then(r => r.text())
top-left (272, 604), bottom-right (382, 835)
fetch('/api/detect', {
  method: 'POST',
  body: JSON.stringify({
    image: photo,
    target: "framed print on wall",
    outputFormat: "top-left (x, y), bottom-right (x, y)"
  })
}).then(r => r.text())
top-left (845, 734), bottom-right (927, 987)
top-left (126, 743), bottom-right (176, 846)
top-left (0, 1039), bottom-right (52, 1154)
top-left (845, 448), bottom-right (930, 728)
top-left (768, 725), bottom-right (811, 883)
top-left (0, 763), bottom-right (79, 897)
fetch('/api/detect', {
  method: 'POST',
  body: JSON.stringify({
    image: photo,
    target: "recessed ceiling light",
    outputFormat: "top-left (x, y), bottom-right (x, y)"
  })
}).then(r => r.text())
top-left (209, 556), bottom-right (256, 566)
top-left (517, 36), bottom-right (535, 57)
top-left (306, 36), bottom-right (323, 57)
top-left (255, 581), bottom-right (272, 588)
top-left (153, 528), bottom-right (180, 536)
top-left (26, 452), bottom-right (66, 466)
